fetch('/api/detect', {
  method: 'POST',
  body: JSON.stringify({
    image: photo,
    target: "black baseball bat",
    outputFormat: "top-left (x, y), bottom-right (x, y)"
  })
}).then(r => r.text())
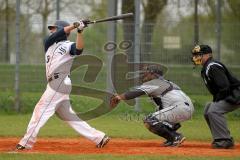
top-left (85, 13), bottom-right (134, 24)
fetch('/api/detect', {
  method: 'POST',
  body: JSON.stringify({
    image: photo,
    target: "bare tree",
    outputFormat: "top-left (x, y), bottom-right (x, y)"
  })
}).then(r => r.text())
top-left (0, 0), bottom-right (5, 10)
top-left (0, 0), bottom-right (15, 63)
top-left (121, 0), bottom-right (167, 61)
top-left (225, 0), bottom-right (240, 21)
top-left (22, 0), bottom-right (78, 38)
top-left (22, 0), bottom-right (53, 37)
top-left (141, 0), bottom-right (167, 61)
top-left (121, 0), bottom-right (135, 61)
top-left (69, 0), bottom-right (107, 19)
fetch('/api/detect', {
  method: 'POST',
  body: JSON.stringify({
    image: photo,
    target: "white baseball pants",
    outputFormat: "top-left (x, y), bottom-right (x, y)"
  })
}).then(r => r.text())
top-left (18, 84), bottom-right (105, 149)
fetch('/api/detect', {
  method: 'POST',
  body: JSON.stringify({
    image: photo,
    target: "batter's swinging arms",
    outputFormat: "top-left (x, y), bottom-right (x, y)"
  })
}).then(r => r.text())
top-left (15, 20), bottom-right (110, 150)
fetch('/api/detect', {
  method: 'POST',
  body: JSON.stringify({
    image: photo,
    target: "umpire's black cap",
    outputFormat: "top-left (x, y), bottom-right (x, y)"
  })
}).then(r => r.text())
top-left (48, 20), bottom-right (70, 30)
top-left (192, 45), bottom-right (212, 55)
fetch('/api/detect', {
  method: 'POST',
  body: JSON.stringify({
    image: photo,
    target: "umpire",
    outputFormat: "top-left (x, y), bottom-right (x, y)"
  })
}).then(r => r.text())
top-left (191, 44), bottom-right (240, 149)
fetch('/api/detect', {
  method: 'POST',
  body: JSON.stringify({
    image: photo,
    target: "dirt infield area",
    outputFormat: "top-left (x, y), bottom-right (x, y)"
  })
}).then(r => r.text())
top-left (1, 137), bottom-right (240, 157)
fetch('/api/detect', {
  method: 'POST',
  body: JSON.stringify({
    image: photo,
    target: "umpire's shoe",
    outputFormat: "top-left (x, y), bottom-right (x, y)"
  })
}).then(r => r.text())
top-left (96, 135), bottom-right (110, 148)
top-left (212, 138), bottom-right (234, 149)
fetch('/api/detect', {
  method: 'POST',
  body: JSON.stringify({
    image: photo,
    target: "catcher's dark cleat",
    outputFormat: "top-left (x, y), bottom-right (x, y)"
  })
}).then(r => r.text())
top-left (15, 144), bottom-right (26, 150)
top-left (96, 135), bottom-right (110, 148)
top-left (161, 134), bottom-right (186, 147)
top-left (171, 134), bottom-right (186, 147)
top-left (161, 140), bottom-right (173, 147)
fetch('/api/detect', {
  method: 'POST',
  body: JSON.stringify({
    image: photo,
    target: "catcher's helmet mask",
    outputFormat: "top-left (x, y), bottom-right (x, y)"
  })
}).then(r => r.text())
top-left (140, 65), bottom-right (163, 82)
top-left (191, 45), bottom-right (212, 55)
top-left (145, 65), bottom-right (163, 76)
top-left (191, 45), bottom-right (212, 65)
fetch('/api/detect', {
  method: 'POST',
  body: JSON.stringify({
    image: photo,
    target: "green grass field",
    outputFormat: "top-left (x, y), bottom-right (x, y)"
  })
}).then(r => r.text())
top-left (0, 113), bottom-right (240, 140)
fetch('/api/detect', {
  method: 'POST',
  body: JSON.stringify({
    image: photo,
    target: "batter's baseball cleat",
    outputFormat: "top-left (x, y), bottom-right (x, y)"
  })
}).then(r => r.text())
top-left (15, 144), bottom-right (26, 150)
top-left (96, 135), bottom-right (110, 148)
top-left (171, 134), bottom-right (186, 147)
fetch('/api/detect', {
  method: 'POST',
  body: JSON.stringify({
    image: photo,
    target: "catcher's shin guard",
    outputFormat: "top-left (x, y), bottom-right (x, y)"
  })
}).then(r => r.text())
top-left (170, 123), bottom-right (181, 131)
top-left (143, 115), bottom-right (178, 141)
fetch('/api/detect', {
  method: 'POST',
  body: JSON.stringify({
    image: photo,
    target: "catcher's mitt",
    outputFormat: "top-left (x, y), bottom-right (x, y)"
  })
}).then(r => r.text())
top-left (110, 95), bottom-right (121, 109)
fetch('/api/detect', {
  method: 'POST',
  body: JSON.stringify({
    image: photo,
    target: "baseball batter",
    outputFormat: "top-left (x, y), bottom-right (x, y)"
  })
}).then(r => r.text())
top-left (111, 65), bottom-right (194, 147)
top-left (15, 20), bottom-right (109, 150)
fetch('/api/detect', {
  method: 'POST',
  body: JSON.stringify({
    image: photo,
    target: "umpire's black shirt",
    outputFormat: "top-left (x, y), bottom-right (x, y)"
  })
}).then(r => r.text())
top-left (201, 57), bottom-right (240, 102)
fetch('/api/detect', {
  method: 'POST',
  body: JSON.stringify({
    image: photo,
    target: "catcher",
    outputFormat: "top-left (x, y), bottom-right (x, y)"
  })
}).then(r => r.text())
top-left (110, 65), bottom-right (194, 147)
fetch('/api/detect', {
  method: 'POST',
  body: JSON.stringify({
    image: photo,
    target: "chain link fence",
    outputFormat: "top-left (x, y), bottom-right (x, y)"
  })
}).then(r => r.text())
top-left (0, 18), bottom-right (240, 96)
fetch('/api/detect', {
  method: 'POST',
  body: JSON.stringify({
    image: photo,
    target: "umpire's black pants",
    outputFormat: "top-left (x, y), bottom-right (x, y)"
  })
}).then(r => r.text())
top-left (204, 100), bottom-right (240, 141)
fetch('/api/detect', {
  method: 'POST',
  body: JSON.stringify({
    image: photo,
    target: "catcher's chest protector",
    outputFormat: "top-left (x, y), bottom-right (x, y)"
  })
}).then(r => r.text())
top-left (143, 79), bottom-right (179, 96)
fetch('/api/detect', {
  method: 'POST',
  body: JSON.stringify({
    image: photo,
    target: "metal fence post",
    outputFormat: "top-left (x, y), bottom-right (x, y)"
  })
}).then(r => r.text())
top-left (216, 0), bottom-right (222, 61)
top-left (5, 0), bottom-right (9, 63)
top-left (134, 0), bottom-right (141, 112)
top-left (107, 0), bottom-right (117, 94)
top-left (194, 0), bottom-right (199, 45)
top-left (15, 0), bottom-right (21, 112)
top-left (56, 0), bottom-right (60, 20)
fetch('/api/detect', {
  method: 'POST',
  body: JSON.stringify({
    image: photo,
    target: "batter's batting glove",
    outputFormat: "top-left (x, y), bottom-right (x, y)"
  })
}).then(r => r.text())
top-left (73, 20), bottom-right (87, 32)
top-left (82, 19), bottom-right (91, 26)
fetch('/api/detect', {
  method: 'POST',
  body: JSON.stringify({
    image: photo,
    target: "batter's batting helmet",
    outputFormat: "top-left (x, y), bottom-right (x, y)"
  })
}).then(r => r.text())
top-left (48, 20), bottom-right (70, 30)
